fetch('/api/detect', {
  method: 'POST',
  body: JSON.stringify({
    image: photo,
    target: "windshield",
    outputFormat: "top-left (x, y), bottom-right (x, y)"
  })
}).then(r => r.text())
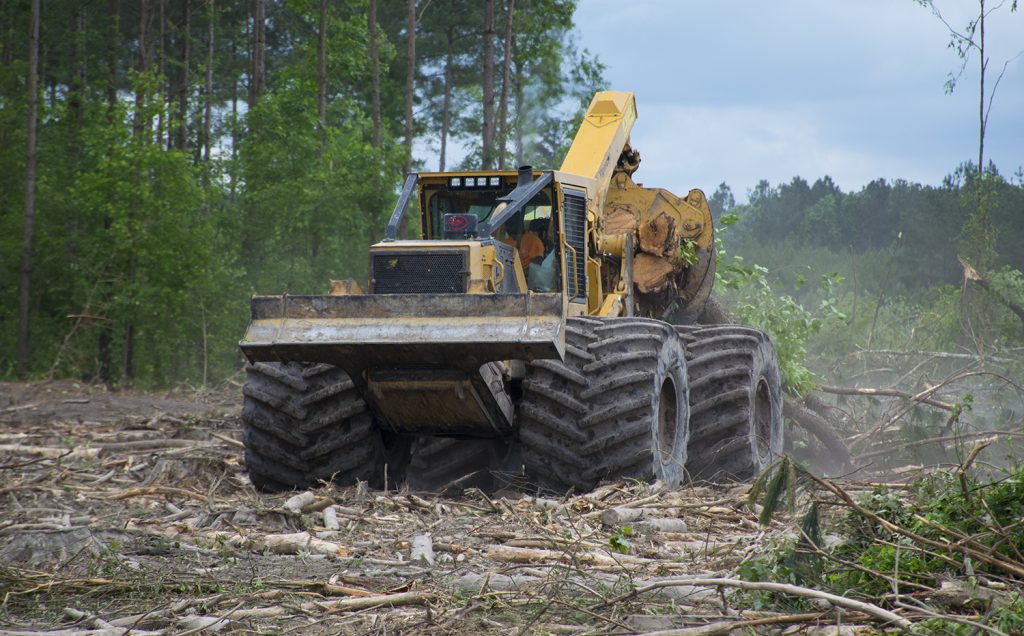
top-left (424, 186), bottom-right (509, 237)
top-left (422, 182), bottom-right (553, 241)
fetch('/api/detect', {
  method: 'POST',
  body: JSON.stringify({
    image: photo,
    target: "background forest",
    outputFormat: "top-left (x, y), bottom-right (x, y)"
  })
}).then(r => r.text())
top-left (1, 0), bottom-right (1022, 390)
top-left (0, 0), bottom-right (604, 385)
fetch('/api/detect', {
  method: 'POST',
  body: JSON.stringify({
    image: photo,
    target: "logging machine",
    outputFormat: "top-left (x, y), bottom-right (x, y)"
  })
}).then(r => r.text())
top-left (238, 91), bottom-right (784, 493)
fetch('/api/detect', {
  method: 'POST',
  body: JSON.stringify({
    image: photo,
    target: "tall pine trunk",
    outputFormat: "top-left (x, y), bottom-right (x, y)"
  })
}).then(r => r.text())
top-left (369, 0), bottom-right (381, 148)
top-left (403, 0), bottom-right (415, 174)
top-left (133, 0), bottom-right (149, 139)
top-left (513, 46), bottom-right (524, 166)
top-left (157, 0), bottom-right (165, 144)
top-left (203, 0), bottom-right (213, 162)
top-left (249, 0), bottom-right (265, 107)
top-left (230, 34), bottom-right (239, 197)
top-left (481, 0), bottom-right (495, 168)
top-left (176, 0), bottom-right (190, 150)
top-left (16, 0), bottom-right (40, 377)
top-left (317, 0), bottom-right (327, 132)
top-left (439, 27), bottom-right (453, 171)
top-left (68, 6), bottom-right (86, 130)
top-left (496, 0), bottom-right (514, 169)
top-left (124, 0), bottom-right (153, 382)
top-left (99, 0), bottom-right (120, 384)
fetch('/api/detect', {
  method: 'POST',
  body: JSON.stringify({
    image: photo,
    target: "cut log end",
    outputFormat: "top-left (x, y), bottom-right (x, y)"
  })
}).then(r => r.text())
top-left (633, 253), bottom-right (677, 295)
top-left (638, 211), bottom-right (679, 258)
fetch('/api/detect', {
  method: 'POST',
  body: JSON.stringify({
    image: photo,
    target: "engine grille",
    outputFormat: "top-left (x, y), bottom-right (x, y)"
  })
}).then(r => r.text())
top-left (563, 190), bottom-right (587, 300)
top-left (371, 250), bottom-right (469, 294)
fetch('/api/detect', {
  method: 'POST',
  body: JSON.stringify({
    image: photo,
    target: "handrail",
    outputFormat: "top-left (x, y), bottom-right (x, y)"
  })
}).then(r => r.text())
top-left (384, 173), bottom-right (419, 241)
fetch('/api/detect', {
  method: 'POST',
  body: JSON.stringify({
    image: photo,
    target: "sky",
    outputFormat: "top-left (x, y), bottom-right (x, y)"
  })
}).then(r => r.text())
top-left (571, 0), bottom-right (1024, 203)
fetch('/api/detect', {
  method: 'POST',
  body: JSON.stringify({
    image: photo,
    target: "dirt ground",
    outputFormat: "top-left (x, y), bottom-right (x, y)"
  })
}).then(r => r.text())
top-left (0, 380), bottom-right (892, 635)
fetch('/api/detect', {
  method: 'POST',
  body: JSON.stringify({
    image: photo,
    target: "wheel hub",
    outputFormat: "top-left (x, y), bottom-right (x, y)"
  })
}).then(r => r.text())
top-left (753, 377), bottom-right (773, 460)
top-left (656, 377), bottom-right (678, 463)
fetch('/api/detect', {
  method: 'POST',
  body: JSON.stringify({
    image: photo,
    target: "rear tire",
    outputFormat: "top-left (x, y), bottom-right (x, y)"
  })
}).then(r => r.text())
top-left (518, 317), bottom-right (689, 493)
top-left (242, 362), bottom-right (405, 492)
top-left (405, 436), bottom-right (517, 492)
top-left (676, 326), bottom-right (783, 481)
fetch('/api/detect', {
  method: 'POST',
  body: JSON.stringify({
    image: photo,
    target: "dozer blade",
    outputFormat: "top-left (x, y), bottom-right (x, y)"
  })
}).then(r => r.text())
top-left (239, 293), bottom-right (564, 370)
top-left (239, 293), bottom-right (564, 437)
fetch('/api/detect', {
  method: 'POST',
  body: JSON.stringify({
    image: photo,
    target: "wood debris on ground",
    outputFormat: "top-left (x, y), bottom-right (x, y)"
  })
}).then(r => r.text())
top-left (0, 381), bottom-right (1000, 634)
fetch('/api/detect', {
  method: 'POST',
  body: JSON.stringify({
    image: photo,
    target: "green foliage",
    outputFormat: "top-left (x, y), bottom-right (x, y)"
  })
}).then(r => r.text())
top-left (918, 594), bottom-right (1024, 636)
top-left (718, 260), bottom-right (845, 395)
top-left (678, 239), bottom-right (698, 266)
top-left (749, 456), bottom-right (804, 525)
top-left (608, 526), bottom-right (632, 554)
top-left (827, 467), bottom-right (1024, 598)
top-left (749, 462), bottom-right (1024, 607)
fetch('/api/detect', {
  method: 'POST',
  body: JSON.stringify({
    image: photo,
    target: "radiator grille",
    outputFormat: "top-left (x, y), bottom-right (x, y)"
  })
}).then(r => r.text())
top-left (371, 250), bottom-right (468, 294)
top-left (563, 190), bottom-right (587, 300)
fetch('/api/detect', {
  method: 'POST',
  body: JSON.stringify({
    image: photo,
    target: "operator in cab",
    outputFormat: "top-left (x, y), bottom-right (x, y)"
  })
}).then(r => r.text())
top-left (502, 212), bottom-right (545, 269)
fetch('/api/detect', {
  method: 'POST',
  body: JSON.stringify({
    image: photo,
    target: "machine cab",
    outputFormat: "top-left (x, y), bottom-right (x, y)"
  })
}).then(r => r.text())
top-left (378, 167), bottom-right (588, 306)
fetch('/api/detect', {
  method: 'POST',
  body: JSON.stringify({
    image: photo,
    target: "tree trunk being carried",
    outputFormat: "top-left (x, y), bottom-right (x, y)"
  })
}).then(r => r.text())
top-left (633, 253), bottom-right (675, 295)
top-left (602, 154), bottom-right (716, 321)
top-left (638, 212), bottom-right (679, 258)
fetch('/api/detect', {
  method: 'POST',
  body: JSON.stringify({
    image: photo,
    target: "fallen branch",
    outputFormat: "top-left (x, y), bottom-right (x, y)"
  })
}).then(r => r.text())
top-left (960, 256), bottom-right (1024, 337)
top-left (807, 473), bottom-right (1024, 580)
top-left (818, 383), bottom-right (954, 411)
top-left (209, 432), bottom-right (244, 449)
top-left (596, 577), bottom-right (913, 631)
top-left (848, 349), bottom-right (1019, 364)
top-left (482, 544), bottom-right (643, 566)
top-left (0, 445), bottom-right (97, 459)
top-left (854, 430), bottom-right (1024, 462)
top-left (640, 612), bottom-right (841, 636)
top-left (275, 580), bottom-right (375, 597)
top-left (850, 368), bottom-right (991, 446)
top-left (783, 400), bottom-right (854, 472)
top-left (227, 591), bottom-right (435, 618)
top-left (109, 486), bottom-right (208, 501)
top-left (260, 531), bottom-right (350, 558)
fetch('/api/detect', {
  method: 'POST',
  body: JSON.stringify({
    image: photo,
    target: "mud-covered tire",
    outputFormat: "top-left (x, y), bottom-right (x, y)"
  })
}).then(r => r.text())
top-left (405, 436), bottom-right (518, 492)
top-left (242, 361), bottom-right (403, 492)
top-left (518, 317), bottom-right (689, 493)
top-left (677, 326), bottom-right (783, 481)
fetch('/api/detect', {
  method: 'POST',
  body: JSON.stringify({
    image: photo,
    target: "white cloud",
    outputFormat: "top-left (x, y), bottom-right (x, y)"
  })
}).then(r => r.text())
top-left (629, 103), bottom-right (938, 202)
top-left (572, 0), bottom-right (1024, 197)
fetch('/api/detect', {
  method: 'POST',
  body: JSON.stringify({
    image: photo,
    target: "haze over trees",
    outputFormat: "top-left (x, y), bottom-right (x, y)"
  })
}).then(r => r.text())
top-left (0, 0), bottom-right (603, 385)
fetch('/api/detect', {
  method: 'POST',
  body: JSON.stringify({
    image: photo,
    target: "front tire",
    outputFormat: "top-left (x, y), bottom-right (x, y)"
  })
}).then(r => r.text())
top-left (241, 362), bottom-right (402, 492)
top-left (518, 317), bottom-right (690, 493)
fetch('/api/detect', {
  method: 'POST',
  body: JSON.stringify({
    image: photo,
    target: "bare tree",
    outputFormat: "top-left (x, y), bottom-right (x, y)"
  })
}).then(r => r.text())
top-left (916, 0), bottom-right (1021, 337)
top-left (916, 0), bottom-right (1022, 174)
top-left (481, 0), bottom-right (495, 168)
top-left (16, 0), bottom-right (40, 377)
